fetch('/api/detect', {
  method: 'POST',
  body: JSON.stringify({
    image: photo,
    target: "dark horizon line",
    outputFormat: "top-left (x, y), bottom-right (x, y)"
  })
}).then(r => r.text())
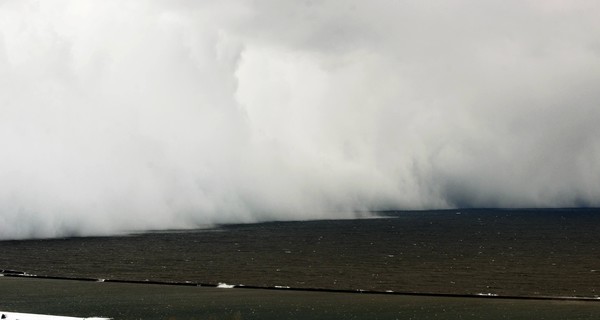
top-left (1, 271), bottom-right (599, 303)
top-left (373, 207), bottom-right (600, 213)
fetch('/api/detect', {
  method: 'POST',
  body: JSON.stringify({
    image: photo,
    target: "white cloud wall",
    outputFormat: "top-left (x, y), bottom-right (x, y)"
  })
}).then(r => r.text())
top-left (1, 0), bottom-right (599, 239)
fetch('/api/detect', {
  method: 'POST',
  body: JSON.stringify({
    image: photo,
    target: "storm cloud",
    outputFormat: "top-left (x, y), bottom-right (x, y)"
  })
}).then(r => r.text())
top-left (1, 0), bottom-right (599, 239)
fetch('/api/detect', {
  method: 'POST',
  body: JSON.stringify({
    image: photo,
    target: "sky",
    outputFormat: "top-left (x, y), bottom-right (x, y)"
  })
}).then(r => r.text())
top-left (1, 0), bottom-right (599, 239)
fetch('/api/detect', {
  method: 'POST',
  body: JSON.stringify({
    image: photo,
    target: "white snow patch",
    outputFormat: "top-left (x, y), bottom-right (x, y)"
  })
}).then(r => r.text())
top-left (0, 312), bottom-right (110, 320)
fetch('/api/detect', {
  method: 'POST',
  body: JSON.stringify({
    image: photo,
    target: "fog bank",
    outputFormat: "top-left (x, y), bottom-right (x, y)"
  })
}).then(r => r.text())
top-left (1, 1), bottom-right (600, 239)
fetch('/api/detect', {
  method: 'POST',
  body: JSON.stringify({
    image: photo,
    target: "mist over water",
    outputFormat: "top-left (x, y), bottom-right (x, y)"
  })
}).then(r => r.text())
top-left (1, 1), bottom-right (600, 239)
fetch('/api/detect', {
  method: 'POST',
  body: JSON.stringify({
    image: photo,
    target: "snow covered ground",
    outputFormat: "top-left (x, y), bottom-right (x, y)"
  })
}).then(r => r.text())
top-left (0, 312), bottom-right (110, 320)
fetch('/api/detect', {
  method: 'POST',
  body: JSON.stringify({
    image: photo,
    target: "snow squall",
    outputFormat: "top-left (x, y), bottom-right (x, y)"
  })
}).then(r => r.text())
top-left (1, 1), bottom-right (600, 239)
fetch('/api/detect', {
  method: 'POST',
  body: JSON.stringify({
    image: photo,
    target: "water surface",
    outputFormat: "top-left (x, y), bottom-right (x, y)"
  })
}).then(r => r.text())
top-left (1, 209), bottom-right (600, 297)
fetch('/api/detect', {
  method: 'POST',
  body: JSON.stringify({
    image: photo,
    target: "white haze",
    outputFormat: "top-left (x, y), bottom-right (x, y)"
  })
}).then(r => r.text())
top-left (1, 0), bottom-right (599, 239)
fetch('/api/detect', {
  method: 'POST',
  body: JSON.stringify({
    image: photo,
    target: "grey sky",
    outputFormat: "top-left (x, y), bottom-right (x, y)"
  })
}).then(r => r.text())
top-left (1, 0), bottom-right (599, 239)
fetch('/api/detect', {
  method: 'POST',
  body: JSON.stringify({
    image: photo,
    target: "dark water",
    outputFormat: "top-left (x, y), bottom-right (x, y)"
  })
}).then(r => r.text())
top-left (1, 208), bottom-right (600, 297)
top-left (2, 277), bottom-right (600, 320)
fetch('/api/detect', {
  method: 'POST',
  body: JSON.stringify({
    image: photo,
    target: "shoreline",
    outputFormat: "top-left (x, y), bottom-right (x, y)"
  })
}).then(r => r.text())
top-left (3, 271), bottom-right (599, 303)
